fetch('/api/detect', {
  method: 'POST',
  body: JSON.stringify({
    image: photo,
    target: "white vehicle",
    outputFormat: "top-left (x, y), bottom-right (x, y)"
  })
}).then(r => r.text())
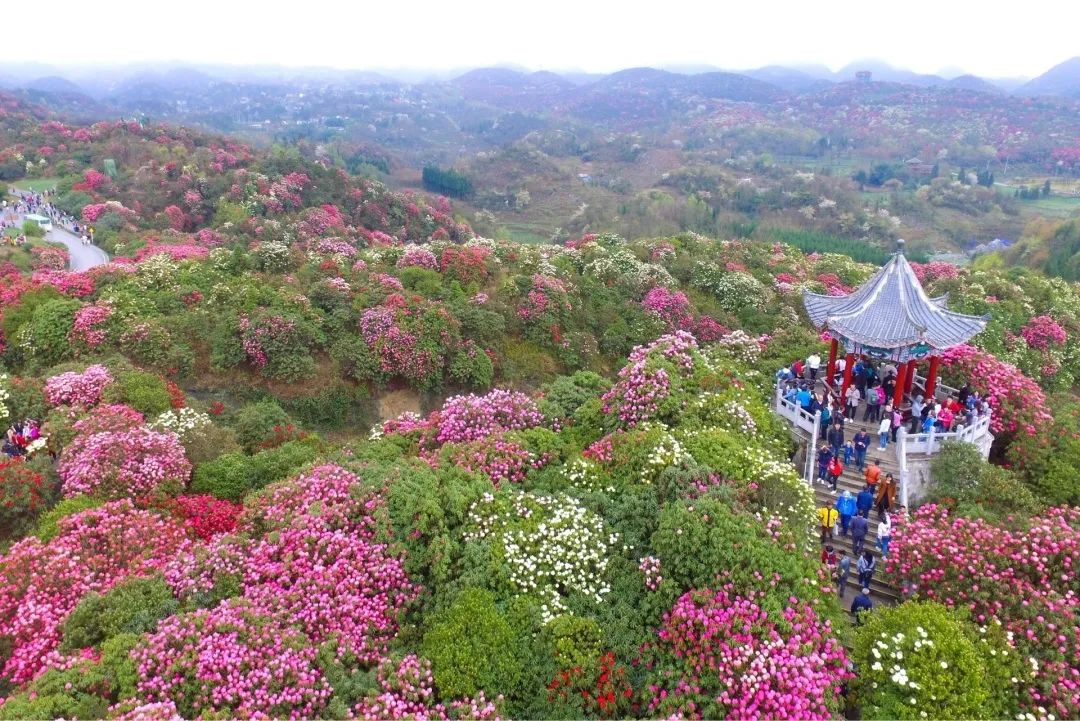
top-left (25, 213), bottom-right (53, 232)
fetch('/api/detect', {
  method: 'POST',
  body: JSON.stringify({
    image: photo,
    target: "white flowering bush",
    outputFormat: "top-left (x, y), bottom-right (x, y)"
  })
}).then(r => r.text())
top-left (151, 408), bottom-right (213, 443)
top-left (133, 255), bottom-right (181, 291)
top-left (852, 602), bottom-right (1029, 721)
top-left (255, 241), bottom-right (291, 272)
top-left (0, 374), bottom-right (10, 424)
top-left (464, 490), bottom-right (619, 623)
top-left (691, 265), bottom-right (767, 312)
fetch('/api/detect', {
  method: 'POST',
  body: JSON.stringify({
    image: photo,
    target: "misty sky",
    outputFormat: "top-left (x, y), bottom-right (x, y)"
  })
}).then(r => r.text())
top-left (27, 0), bottom-right (1080, 78)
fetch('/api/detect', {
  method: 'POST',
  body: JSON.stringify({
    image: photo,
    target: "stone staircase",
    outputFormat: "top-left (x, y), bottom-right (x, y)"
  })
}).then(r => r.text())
top-left (809, 415), bottom-right (902, 613)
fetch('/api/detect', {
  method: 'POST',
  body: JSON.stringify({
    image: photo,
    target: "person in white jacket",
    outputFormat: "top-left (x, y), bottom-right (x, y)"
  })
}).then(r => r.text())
top-left (877, 512), bottom-right (893, 558)
top-left (877, 416), bottom-right (891, 450)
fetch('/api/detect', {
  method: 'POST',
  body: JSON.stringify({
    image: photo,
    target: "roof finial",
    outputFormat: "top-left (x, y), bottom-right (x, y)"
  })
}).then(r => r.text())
top-left (896, 238), bottom-right (906, 255)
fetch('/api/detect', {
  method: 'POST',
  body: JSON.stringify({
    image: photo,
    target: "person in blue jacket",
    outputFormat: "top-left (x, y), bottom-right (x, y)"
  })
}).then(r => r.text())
top-left (851, 587), bottom-right (874, 622)
top-left (835, 490), bottom-right (857, 535)
top-left (797, 385), bottom-right (812, 410)
top-left (856, 485), bottom-right (874, 519)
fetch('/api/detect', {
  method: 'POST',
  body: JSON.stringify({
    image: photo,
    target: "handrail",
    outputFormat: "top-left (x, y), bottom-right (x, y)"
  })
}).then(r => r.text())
top-left (896, 427), bottom-right (909, 507)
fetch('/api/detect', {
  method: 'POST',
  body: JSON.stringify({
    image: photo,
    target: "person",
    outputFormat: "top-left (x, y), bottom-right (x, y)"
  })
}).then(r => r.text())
top-left (836, 489), bottom-right (856, 535)
top-left (842, 439), bottom-right (854, 466)
top-left (877, 512), bottom-right (893, 559)
top-left (938, 404), bottom-right (954, 432)
top-left (776, 365), bottom-right (793, 384)
top-left (890, 406), bottom-right (903, 443)
top-left (958, 382), bottom-right (971, 407)
top-left (807, 352), bottom-right (821, 381)
top-left (834, 355), bottom-right (846, 385)
top-left (877, 415), bottom-right (891, 450)
top-left (850, 511), bottom-right (869, 556)
top-left (793, 358), bottom-right (805, 380)
top-left (827, 455), bottom-right (843, 493)
top-left (863, 382), bottom-right (881, 422)
top-left (852, 429), bottom-right (870, 471)
top-left (851, 587), bottom-right (874, 620)
top-left (821, 544), bottom-right (838, 566)
top-left (797, 385), bottom-right (812, 411)
top-left (909, 394), bottom-right (925, 433)
top-left (817, 443), bottom-right (833, 485)
top-left (876, 474), bottom-right (897, 521)
top-left (857, 550), bottom-right (876, 588)
top-left (922, 410), bottom-right (937, 434)
top-left (827, 422), bottom-right (844, 459)
top-left (853, 359), bottom-right (866, 392)
top-left (864, 459), bottom-right (881, 489)
top-left (818, 504), bottom-right (839, 544)
top-left (819, 403), bottom-right (832, 432)
top-left (784, 383), bottom-right (799, 405)
top-left (836, 554), bottom-right (852, 599)
top-left (882, 374), bottom-right (895, 401)
top-left (844, 384), bottom-right (860, 420)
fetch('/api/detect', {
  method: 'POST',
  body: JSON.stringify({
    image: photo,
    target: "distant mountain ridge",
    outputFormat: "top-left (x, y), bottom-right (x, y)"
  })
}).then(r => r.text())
top-left (1018, 56), bottom-right (1080, 98)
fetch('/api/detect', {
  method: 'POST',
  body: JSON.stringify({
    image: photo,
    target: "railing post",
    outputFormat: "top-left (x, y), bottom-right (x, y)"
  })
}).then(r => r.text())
top-left (897, 427), bottom-right (909, 508)
top-left (805, 409), bottom-right (822, 483)
top-left (927, 423), bottom-right (937, 455)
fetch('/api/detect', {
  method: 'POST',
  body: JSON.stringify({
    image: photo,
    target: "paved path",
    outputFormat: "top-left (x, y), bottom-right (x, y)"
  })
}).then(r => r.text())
top-left (43, 223), bottom-right (108, 271)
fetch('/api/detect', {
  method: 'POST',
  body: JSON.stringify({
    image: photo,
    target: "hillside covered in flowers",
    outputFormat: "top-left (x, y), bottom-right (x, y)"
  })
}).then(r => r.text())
top-left (1, 104), bottom-right (1079, 720)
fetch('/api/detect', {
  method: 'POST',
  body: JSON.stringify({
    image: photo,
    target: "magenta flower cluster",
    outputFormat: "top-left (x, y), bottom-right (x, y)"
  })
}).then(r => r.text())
top-left (238, 313), bottom-right (297, 369)
top-left (131, 600), bottom-right (333, 719)
top-left (641, 286), bottom-right (691, 329)
top-left (0, 500), bottom-right (190, 684)
top-left (68, 303), bottom-right (114, 349)
top-left (601, 332), bottom-right (699, 427)
top-left (43, 364), bottom-right (114, 408)
top-left (352, 655), bottom-right (500, 720)
top-left (396, 246), bottom-right (439, 270)
top-left (435, 389), bottom-right (546, 444)
top-left (1020, 315), bottom-right (1068, 350)
top-left (59, 426), bottom-right (192, 499)
top-left (645, 587), bottom-right (850, 720)
top-left (940, 344), bottom-right (1053, 437)
top-left (888, 504), bottom-right (1080, 717)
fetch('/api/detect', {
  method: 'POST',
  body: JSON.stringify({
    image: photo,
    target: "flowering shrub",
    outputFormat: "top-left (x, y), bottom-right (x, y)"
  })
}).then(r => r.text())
top-left (940, 344), bottom-right (1052, 438)
top-left (889, 504), bottom-right (1080, 717)
top-left (440, 245), bottom-right (491, 285)
top-left (601, 331), bottom-right (700, 427)
top-left (396, 246), bottom-right (438, 270)
top-left (59, 426), bottom-right (191, 498)
top-left (237, 311), bottom-right (320, 381)
top-left (440, 435), bottom-right (548, 485)
top-left (149, 407), bottom-right (212, 443)
top-left (641, 286), bottom-right (691, 329)
top-left (0, 500), bottom-right (189, 684)
top-left (163, 494), bottom-right (242, 540)
top-left (547, 651), bottom-right (633, 719)
top-left (71, 403), bottom-right (144, 435)
top-left (0, 458), bottom-right (47, 533)
top-left (0, 373), bottom-right (10, 423)
top-left (643, 587), bottom-right (850, 720)
top-left (1020, 315), bottom-right (1067, 350)
top-left (359, 296), bottom-right (460, 390)
top-left (43, 364), bottom-right (114, 408)
top-left (851, 601), bottom-right (1026, 720)
top-left (353, 655), bottom-right (500, 720)
top-left (435, 389), bottom-right (546, 443)
top-left (67, 302), bottom-right (113, 349)
top-left (131, 600), bottom-right (332, 719)
top-left (464, 489), bottom-right (618, 622)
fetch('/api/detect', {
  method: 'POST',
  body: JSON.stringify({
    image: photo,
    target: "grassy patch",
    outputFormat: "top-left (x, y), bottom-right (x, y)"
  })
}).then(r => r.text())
top-left (1023, 195), bottom-right (1080, 218)
top-left (8, 177), bottom-right (60, 193)
top-left (766, 228), bottom-right (930, 264)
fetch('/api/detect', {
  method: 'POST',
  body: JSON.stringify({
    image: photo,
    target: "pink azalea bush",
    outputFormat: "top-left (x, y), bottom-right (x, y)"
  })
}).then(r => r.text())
top-left (131, 600), bottom-right (333, 719)
top-left (940, 344), bottom-right (1053, 437)
top-left (644, 587), bottom-right (851, 720)
top-left (352, 655), bottom-right (500, 720)
top-left (434, 389), bottom-right (546, 444)
top-left (71, 403), bottom-right (145, 435)
top-left (68, 302), bottom-right (113, 349)
top-left (641, 286), bottom-right (691, 329)
top-left (396, 246), bottom-right (439, 270)
top-left (910, 261), bottom-right (961, 285)
top-left (59, 426), bottom-right (192, 498)
top-left (888, 504), bottom-right (1080, 717)
top-left (0, 500), bottom-right (190, 684)
top-left (1020, 315), bottom-right (1067, 350)
top-left (601, 331), bottom-right (698, 427)
top-left (43, 364), bottom-right (114, 408)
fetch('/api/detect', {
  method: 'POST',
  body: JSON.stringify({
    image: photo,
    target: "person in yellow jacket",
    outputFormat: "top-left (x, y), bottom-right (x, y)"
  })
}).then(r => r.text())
top-left (818, 505), bottom-right (839, 544)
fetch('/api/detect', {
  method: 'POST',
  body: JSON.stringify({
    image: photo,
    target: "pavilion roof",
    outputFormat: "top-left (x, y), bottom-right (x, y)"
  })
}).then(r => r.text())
top-left (803, 248), bottom-right (988, 350)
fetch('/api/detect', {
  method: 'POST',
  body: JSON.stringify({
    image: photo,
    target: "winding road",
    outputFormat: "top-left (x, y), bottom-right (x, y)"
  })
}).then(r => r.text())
top-left (44, 223), bottom-right (109, 271)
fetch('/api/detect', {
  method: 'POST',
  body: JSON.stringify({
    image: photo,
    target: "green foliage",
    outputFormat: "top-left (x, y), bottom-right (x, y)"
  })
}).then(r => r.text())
top-left (851, 602), bottom-right (1026, 720)
top-left (385, 461), bottom-right (490, 591)
top-left (449, 347), bottom-right (494, 389)
top-left (769, 228), bottom-right (929, 264)
top-left (422, 165), bottom-right (473, 198)
top-left (101, 369), bottom-right (172, 416)
top-left (927, 441), bottom-right (1040, 521)
top-left (20, 220), bottom-right (44, 238)
top-left (61, 575), bottom-right (178, 651)
top-left (18, 299), bottom-right (80, 368)
top-left (232, 400), bottom-right (292, 452)
top-left (33, 496), bottom-right (105, 542)
top-left (282, 383), bottom-right (372, 430)
top-left (1, 287), bottom-right (63, 350)
top-left (539, 371), bottom-right (612, 420)
top-left (192, 438), bottom-right (317, 501)
top-left (421, 588), bottom-right (523, 699)
top-left (545, 614), bottom-right (603, 670)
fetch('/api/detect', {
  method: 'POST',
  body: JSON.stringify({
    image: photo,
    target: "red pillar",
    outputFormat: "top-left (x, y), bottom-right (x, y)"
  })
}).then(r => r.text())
top-left (825, 338), bottom-right (838, 388)
top-left (840, 352), bottom-right (855, 398)
top-left (925, 355), bottom-right (940, 400)
top-left (893, 360), bottom-right (908, 407)
top-left (904, 360), bottom-right (916, 394)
